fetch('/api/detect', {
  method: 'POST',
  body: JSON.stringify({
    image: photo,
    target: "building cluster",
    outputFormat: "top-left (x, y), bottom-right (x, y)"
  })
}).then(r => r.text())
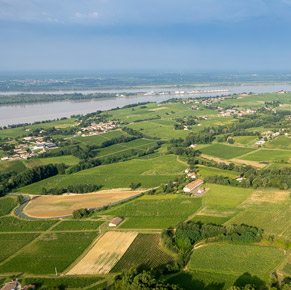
top-left (1, 136), bottom-right (57, 161)
top-left (202, 96), bottom-right (226, 106)
top-left (79, 121), bottom-right (118, 137)
top-left (1, 280), bottom-right (35, 290)
top-left (217, 108), bottom-right (256, 117)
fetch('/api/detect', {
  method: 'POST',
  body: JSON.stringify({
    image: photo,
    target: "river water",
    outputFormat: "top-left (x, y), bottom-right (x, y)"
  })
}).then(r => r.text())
top-left (0, 84), bottom-right (290, 127)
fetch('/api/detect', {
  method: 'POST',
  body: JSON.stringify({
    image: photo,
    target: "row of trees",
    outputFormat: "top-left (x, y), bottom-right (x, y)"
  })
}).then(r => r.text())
top-left (42, 184), bottom-right (102, 195)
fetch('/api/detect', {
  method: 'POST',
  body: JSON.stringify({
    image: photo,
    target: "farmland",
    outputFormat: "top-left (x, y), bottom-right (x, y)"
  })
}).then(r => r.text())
top-left (111, 234), bottom-right (174, 272)
top-left (0, 232), bottom-right (97, 274)
top-left (0, 196), bottom-right (18, 216)
top-left (23, 189), bottom-right (143, 218)
top-left (102, 194), bottom-right (203, 229)
top-left (239, 148), bottom-right (291, 162)
top-left (18, 154), bottom-right (186, 194)
top-left (188, 244), bottom-right (284, 282)
top-left (67, 231), bottom-right (138, 275)
top-left (200, 144), bottom-right (255, 160)
top-left (0, 91), bottom-right (291, 289)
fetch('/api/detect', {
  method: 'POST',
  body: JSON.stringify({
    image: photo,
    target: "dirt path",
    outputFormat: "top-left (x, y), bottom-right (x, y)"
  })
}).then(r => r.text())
top-left (230, 158), bottom-right (266, 168)
top-left (200, 154), bottom-right (230, 165)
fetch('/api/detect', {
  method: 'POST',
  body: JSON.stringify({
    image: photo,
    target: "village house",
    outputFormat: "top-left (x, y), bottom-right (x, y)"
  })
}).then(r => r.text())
top-left (183, 179), bottom-right (204, 193)
top-left (109, 217), bottom-right (123, 227)
top-left (1, 281), bottom-right (35, 290)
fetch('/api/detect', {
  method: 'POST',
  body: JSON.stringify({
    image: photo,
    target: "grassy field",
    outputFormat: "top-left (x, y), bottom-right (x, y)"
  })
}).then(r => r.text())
top-left (103, 194), bottom-right (202, 229)
top-left (18, 155), bottom-right (186, 194)
top-left (75, 130), bottom-right (126, 146)
top-left (226, 190), bottom-right (291, 238)
top-left (52, 220), bottom-right (103, 231)
top-left (267, 136), bottom-right (291, 149)
top-left (239, 149), bottom-right (291, 162)
top-left (0, 216), bottom-right (57, 232)
top-left (111, 234), bottom-right (174, 272)
top-left (0, 233), bottom-right (39, 263)
top-left (0, 196), bottom-right (18, 216)
top-left (232, 136), bottom-right (258, 146)
top-left (0, 160), bottom-right (27, 174)
top-left (200, 144), bottom-right (255, 159)
top-left (192, 184), bottom-right (253, 222)
top-left (25, 155), bottom-right (80, 167)
top-left (0, 232), bottom-right (97, 274)
top-left (188, 244), bottom-right (284, 285)
top-left (197, 166), bottom-right (238, 179)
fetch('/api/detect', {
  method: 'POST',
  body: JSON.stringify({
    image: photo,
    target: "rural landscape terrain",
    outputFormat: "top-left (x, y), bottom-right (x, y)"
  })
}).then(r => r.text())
top-left (0, 90), bottom-right (291, 290)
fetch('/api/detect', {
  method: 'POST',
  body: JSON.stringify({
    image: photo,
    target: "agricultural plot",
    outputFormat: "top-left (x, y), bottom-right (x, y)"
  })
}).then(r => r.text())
top-left (111, 234), bottom-right (174, 272)
top-left (167, 270), bottom-right (237, 290)
top-left (197, 166), bottom-right (238, 179)
top-left (52, 220), bottom-right (103, 231)
top-left (232, 136), bottom-right (258, 146)
top-left (0, 233), bottom-right (39, 262)
top-left (104, 194), bottom-right (202, 229)
top-left (0, 196), bottom-right (18, 216)
top-left (18, 155), bottom-right (185, 194)
top-left (0, 232), bottom-right (97, 274)
top-left (200, 144), bottom-right (255, 160)
top-left (267, 136), bottom-right (291, 149)
top-left (0, 160), bottom-right (26, 174)
top-left (92, 138), bottom-right (156, 158)
top-left (226, 190), bottom-right (291, 238)
top-left (67, 231), bottom-right (138, 275)
top-left (126, 121), bottom-right (189, 139)
top-left (239, 149), bottom-right (291, 162)
top-left (24, 189), bottom-right (143, 218)
top-left (192, 184), bottom-right (253, 222)
top-left (0, 216), bottom-right (57, 232)
top-left (75, 130), bottom-right (126, 146)
top-left (26, 155), bottom-right (80, 167)
top-left (188, 244), bottom-right (284, 283)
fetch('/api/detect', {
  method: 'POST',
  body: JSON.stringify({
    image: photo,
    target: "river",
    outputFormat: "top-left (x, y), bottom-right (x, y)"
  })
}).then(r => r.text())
top-left (0, 84), bottom-right (290, 127)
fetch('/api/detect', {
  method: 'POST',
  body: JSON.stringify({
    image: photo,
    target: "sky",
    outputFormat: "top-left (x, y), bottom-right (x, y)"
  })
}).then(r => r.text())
top-left (1, 0), bottom-right (291, 72)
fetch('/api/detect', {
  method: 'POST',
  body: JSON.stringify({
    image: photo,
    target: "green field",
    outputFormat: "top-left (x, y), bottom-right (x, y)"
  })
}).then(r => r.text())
top-left (188, 244), bottom-right (284, 286)
top-left (232, 136), bottom-right (258, 146)
top-left (52, 220), bottom-right (103, 231)
top-left (0, 233), bottom-right (39, 263)
top-left (197, 166), bottom-right (238, 179)
top-left (193, 184), bottom-right (253, 221)
top-left (226, 190), bottom-right (291, 238)
top-left (200, 144), bottom-right (255, 159)
top-left (0, 216), bottom-right (57, 232)
top-left (0, 196), bottom-right (18, 216)
top-left (111, 234), bottom-right (174, 272)
top-left (18, 154), bottom-right (186, 194)
top-left (103, 194), bottom-right (202, 229)
top-left (0, 160), bottom-right (27, 174)
top-left (25, 155), bottom-right (80, 168)
top-left (75, 130), bottom-right (126, 146)
top-left (239, 149), bottom-right (291, 162)
top-left (0, 232), bottom-right (97, 274)
top-left (267, 136), bottom-right (291, 149)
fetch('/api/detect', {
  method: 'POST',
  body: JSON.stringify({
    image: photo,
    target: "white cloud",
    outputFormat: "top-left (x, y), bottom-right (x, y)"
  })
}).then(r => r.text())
top-left (73, 11), bottom-right (99, 19)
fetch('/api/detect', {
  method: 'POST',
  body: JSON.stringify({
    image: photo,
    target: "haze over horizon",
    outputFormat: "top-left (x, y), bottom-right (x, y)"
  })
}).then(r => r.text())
top-left (1, 0), bottom-right (291, 72)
